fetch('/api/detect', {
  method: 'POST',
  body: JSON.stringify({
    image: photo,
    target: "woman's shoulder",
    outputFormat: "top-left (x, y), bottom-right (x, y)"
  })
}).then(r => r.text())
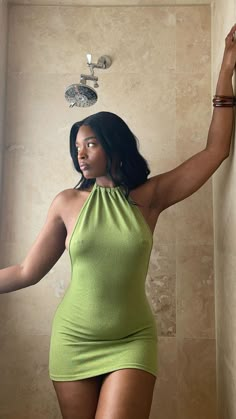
top-left (51, 188), bottom-right (77, 205)
top-left (52, 187), bottom-right (93, 214)
top-left (54, 187), bottom-right (92, 204)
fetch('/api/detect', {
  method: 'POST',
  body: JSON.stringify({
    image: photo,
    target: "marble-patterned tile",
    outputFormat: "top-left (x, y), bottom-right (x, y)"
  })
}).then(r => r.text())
top-left (4, 69), bottom-right (177, 187)
top-left (146, 244), bottom-right (176, 336)
top-left (177, 0), bottom-right (210, 3)
top-left (0, 0), bottom-right (8, 199)
top-left (7, 0), bottom-right (212, 5)
top-left (177, 338), bottom-right (217, 419)
top-left (4, 72), bottom-right (86, 149)
top-left (176, 5), bottom-right (211, 73)
top-left (214, 248), bottom-right (236, 349)
top-left (213, 2), bottom-right (236, 418)
top-left (175, 178), bottom-right (213, 245)
top-left (0, 0), bottom-right (8, 127)
top-left (98, 72), bottom-right (177, 174)
top-left (213, 156), bottom-right (236, 254)
top-left (0, 335), bottom-right (61, 418)
top-left (216, 340), bottom-right (236, 419)
top-left (176, 244), bottom-right (215, 339)
top-left (6, 0), bottom-right (212, 4)
top-left (0, 151), bottom-right (74, 244)
top-left (0, 250), bottom-right (70, 335)
top-left (8, 6), bottom-right (176, 74)
top-left (153, 205), bottom-right (176, 244)
top-left (5, 68), bottom-right (176, 150)
top-left (176, 72), bottom-right (211, 164)
top-left (150, 337), bottom-right (177, 419)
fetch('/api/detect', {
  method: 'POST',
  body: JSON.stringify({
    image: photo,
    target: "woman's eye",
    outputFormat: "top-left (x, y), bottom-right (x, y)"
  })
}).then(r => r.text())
top-left (76, 142), bottom-right (95, 153)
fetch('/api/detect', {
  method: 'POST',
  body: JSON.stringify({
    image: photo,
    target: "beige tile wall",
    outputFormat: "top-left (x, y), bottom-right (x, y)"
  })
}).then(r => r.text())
top-left (8, 0), bottom-right (212, 5)
top-left (0, 0), bottom-right (8, 256)
top-left (212, 1), bottom-right (236, 418)
top-left (0, 4), bottom-right (216, 418)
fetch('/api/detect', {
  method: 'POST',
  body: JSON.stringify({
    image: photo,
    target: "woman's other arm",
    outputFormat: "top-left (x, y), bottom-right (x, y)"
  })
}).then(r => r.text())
top-left (0, 192), bottom-right (67, 294)
top-left (150, 24), bottom-right (236, 213)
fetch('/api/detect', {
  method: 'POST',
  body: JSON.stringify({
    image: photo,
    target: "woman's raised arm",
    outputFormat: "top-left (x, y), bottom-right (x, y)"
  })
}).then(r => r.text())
top-left (0, 192), bottom-right (67, 294)
top-left (150, 24), bottom-right (236, 213)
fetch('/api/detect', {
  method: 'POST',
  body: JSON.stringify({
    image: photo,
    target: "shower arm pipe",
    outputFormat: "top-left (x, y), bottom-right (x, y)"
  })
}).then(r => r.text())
top-left (80, 74), bottom-right (98, 83)
top-left (87, 62), bottom-right (106, 72)
top-left (86, 55), bottom-right (112, 76)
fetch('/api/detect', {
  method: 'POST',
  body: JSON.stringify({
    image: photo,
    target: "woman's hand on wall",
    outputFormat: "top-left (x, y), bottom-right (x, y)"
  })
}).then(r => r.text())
top-left (221, 23), bottom-right (236, 75)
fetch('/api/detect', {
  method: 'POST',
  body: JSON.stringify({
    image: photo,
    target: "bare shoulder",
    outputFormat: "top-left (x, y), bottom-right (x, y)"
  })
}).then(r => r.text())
top-left (54, 188), bottom-right (93, 239)
top-left (48, 189), bottom-right (74, 219)
top-left (52, 188), bottom-right (90, 216)
top-left (55, 187), bottom-right (92, 201)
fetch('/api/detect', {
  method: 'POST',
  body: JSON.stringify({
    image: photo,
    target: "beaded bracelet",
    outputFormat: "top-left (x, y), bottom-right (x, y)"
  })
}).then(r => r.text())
top-left (213, 95), bottom-right (236, 107)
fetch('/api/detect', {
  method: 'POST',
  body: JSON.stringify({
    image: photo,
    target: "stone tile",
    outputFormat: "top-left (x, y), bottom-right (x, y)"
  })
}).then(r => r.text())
top-left (5, 72), bottom-right (84, 148)
top-left (176, 72), bottom-right (211, 163)
top-left (0, 250), bottom-right (70, 336)
top-left (5, 69), bottom-right (176, 178)
top-left (213, 156), bottom-right (236, 254)
top-left (146, 244), bottom-right (176, 336)
top-left (150, 337), bottom-right (177, 419)
top-left (176, 5), bottom-right (211, 73)
top-left (216, 341), bottom-right (236, 419)
top-left (98, 72), bottom-right (177, 174)
top-left (176, 244), bottom-right (215, 339)
top-left (177, 338), bottom-right (217, 419)
top-left (1, 151), bottom-right (73, 244)
top-left (153, 205), bottom-right (176, 244)
top-left (6, 0), bottom-right (212, 4)
top-left (8, 6), bottom-right (176, 74)
top-left (213, 2), bottom-right (236, 419)
top-left (175, 178), bottom-right (213, 245)
top-left (176, 0), bottom-right (210, 3)
top-left (0, 335), bottom-right (61, 418)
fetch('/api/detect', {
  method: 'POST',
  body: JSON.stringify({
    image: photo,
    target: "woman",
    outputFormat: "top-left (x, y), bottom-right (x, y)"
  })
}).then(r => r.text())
top-left (0, 25), bottom-right (236, 419)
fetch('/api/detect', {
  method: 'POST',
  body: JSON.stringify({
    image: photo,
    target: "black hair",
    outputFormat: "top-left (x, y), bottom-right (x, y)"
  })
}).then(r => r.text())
top-left (69, 111), bottom-right (150, 197)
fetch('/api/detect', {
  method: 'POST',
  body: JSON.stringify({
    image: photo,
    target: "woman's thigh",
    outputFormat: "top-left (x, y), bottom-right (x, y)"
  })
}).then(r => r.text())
top-left (95, 368), bottom-right (157, 419)
top-left (52, 375), bottom-right (104, 419)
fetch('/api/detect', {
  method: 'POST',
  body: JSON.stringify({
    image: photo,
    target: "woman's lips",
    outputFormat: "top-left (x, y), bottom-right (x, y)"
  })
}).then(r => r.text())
top-left (80, 164), bottom-right (89, 171)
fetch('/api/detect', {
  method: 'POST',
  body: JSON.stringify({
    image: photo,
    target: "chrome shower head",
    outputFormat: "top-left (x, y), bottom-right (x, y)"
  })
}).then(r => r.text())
top-left (65, 84), bottom-right (97, 108)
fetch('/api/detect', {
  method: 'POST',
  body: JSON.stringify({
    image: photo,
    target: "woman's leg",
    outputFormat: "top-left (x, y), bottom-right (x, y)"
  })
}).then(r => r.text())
top-left (95, 368), bottom-right (156, 419)
top-left (52, 375), bottom-right (104, 419)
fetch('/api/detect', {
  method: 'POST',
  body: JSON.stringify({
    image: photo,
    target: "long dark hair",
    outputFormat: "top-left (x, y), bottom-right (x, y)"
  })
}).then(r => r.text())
top-left (69, 111), bottom-right (150, 196)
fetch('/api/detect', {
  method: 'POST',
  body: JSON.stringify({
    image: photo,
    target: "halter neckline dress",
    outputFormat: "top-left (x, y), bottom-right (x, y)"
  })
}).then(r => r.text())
top-left (49, 182), bottom-right (158, 380)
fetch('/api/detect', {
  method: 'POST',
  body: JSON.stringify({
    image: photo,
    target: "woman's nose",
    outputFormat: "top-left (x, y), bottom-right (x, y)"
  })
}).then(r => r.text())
top-left (78, 146), bottom-right (87, 159)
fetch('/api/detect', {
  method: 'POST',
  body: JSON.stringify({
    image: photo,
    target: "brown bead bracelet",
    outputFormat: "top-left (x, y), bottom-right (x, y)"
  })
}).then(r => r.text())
top-left (213, 95), bottom-right (236, 107)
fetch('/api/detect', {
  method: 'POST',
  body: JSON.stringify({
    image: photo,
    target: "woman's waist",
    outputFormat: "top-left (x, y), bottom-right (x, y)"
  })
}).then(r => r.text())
top-left (52, 314), bottom-right (157, 341)
top-left (53, 297), bottom-right (156, 340)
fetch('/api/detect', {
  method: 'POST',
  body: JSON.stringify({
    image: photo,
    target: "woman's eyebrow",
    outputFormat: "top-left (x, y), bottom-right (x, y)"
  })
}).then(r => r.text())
top-left (75, 136), bottom-right (97, 146)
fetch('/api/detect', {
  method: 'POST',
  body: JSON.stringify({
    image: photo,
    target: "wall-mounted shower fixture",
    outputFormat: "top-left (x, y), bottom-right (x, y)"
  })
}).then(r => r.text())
top-left (65, 54), bottom-right (112, 108)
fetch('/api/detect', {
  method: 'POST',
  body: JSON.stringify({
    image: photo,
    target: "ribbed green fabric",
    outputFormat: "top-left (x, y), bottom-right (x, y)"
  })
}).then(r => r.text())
top-left (49, 183), bottom-right (158, 381)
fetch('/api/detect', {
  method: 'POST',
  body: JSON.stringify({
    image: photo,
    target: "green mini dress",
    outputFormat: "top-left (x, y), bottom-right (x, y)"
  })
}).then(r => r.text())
top-left (49, 182), bottom-right (158, 381)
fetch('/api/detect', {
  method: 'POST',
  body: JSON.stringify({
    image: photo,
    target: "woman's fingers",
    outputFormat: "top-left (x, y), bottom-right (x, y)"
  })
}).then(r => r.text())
top-left (226, 23), bottom-right (236, 42)
top-left (221, 24), bottom-right (236, 73)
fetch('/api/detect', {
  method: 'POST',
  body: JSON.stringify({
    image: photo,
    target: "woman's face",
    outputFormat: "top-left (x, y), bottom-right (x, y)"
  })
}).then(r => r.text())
top-left (75, 125), bottom-right (108, 180)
